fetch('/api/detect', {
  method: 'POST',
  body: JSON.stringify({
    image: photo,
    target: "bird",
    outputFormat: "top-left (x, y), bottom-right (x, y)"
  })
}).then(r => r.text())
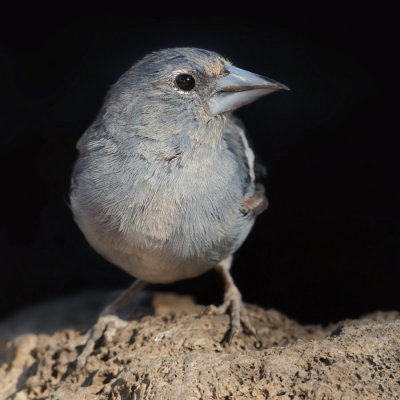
top-left (70, 47), bottom-right (288, 356)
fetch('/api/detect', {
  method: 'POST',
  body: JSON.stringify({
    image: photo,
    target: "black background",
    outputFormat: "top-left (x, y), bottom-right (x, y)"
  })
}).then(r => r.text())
top-left (0, 11), bottom-right (398, 325)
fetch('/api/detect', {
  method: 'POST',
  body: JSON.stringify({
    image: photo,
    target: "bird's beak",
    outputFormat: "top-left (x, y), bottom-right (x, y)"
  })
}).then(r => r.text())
top-left (208, 65), bottom-right (289, 117)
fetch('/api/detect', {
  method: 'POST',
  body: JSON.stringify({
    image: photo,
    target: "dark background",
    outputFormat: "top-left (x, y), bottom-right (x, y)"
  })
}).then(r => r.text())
top-left (0, 12), bottom-right (398, 325)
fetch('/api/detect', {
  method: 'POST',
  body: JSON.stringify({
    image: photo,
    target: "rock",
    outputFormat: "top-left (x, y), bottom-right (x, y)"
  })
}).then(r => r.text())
top-left (0, 291), bottom-right (399, 399)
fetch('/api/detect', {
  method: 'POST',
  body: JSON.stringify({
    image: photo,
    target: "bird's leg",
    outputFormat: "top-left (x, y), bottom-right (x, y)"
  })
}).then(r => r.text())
top-left (202, 256), bottom-right (262, 346)
top-left (76, 279), bottom-right (147, 368)
top-left (100, 279), bottom-right (148, 316)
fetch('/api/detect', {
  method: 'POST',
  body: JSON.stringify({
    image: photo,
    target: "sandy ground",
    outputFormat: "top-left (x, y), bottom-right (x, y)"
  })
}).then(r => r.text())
top-left (0, 290), bottom-right (399, 399)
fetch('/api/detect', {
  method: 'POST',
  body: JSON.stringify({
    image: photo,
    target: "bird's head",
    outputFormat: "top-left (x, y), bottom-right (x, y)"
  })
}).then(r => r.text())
top-left (104, 48), bottom-right (288, 139)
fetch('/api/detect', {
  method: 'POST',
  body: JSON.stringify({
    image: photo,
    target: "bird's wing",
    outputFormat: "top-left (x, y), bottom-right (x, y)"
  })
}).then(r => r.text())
top-left (223, 115), bottom-right (268, 216)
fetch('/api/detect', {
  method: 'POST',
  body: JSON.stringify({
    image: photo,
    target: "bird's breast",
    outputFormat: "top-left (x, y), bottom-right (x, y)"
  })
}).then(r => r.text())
top-left (71, 143), bottom-right (254, 282)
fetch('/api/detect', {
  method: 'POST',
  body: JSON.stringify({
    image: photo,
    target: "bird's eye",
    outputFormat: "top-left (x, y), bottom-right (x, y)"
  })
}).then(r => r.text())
top-left (175, 74), bottom-right (195, 91)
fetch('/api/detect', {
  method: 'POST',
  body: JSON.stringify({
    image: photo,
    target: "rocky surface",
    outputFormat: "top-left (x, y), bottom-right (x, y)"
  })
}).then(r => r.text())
top-left (0, 291), bottom-right (399, 399)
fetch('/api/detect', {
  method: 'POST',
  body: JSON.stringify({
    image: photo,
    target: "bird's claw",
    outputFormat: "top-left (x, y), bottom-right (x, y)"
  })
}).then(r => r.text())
top-left (201, 302), bottom-right (229, 316)
top-left (201, 285), bottom-right (262, 348)
top-left (76, 314), bottom-right (128, 370)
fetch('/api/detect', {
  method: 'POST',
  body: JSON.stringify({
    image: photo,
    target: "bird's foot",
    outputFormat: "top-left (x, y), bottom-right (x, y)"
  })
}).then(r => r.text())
top-left (75, 313), bottom-right (128, 370)
top-left (202, 284), bottom-right (262, 347)
top-left (71, 280), bottom-right (146, 370)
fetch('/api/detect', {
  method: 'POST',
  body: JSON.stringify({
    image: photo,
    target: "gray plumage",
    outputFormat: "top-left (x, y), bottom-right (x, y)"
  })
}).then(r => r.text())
top-left (70, 47), bottom-right (288, 344)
